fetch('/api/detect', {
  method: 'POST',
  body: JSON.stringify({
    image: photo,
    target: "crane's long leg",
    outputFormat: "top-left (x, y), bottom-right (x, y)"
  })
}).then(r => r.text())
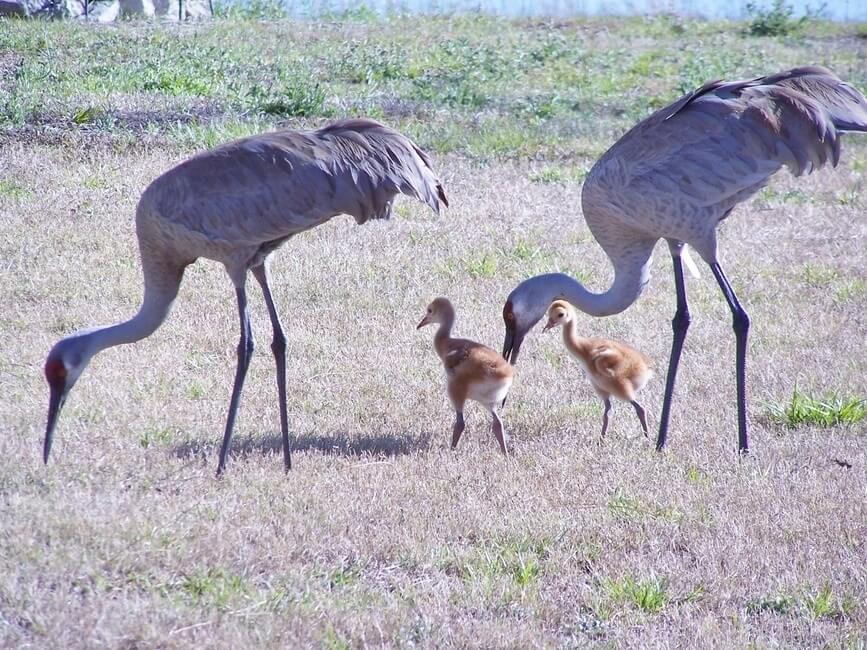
top-left (491, 409), bottom-right (508, 457)
top-left (451, 411), bottom-right (466, 450)
top-left (252, 264), bottom-right (291, 472)
top-left (656, 254), bottom-right (690, 451)
top-left (600, 396), bottom-right (612, 438)
top-left (711, 263), bottom-right (750, 454)
top-left (216, 285), bottom-right (254, 476)
top-left (631, 400), bottom-right (649, 436)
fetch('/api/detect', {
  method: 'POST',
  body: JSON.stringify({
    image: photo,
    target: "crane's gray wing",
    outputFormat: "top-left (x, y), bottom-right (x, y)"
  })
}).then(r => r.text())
top-left (148, 119), bottom-right (447, 248)
top-left (316, 118), bottom-right (448, 217)
top-left (585, 66), bottom-right (867, 220)
top-left (759, 66), bottom-right (867, 133)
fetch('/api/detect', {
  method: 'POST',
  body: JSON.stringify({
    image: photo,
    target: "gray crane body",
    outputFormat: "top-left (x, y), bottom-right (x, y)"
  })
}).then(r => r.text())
top-left (137, 120), bottom-right (446, 285)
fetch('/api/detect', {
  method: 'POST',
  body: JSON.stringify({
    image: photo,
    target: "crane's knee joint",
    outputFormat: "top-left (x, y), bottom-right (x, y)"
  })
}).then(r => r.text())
top-left (271, 331), bottom-right (287, 355)
top-left (672, 309), bottom-right (691, 332)
top-left (238, 337), bottom-right (255, 359)
top-left (732, 309), bottom-right (750, 335)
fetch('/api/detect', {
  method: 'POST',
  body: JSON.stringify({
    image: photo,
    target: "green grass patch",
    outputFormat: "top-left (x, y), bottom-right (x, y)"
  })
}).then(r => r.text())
top-left (464, 252), bottom-right (499, 280)
top-left (186, 382), bottom-right (206, 400)
top-left (162, 567), bottom-right (250, 609)
top-left (799, 263), bottom-right (840, 288)
top-left (766, 390), bottom-right (866, 428)
top-left (834, 279), bottom-right (867, 303)
top-left (803, 583), bottom-right (855, 620)
top-left (685, 465), bottom-right (710, 485)
top-left (529, 165), bottom-right (588, 184)
top-left (327, 565), bottom-right (360, 590)
top-left (139, 426), bottom-right (175, 449)
top-left (748, 584), bottom-right (855, 620)
top-left (745, 0), bottom-right (816, 36)
top-left (454, 536), bottom-right (549, 596)
top-left (241, 78), bottom-right (328, 117)
top-left (0, 180), bottom-right (32, 201)
top-left (71, 105), bottom-right (103, 125)
top-left (603, 576), bottom-right (668, 614)
top-left (499, 239), bottom-right (559, 276)
top-left (2, 16), bottom-right (860, 165)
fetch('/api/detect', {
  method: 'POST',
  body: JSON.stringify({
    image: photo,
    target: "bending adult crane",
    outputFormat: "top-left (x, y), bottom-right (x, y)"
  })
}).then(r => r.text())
top-left (501, 66), bottom-right (867, 453)
top-left (43, 118), bottom-right (448, 474)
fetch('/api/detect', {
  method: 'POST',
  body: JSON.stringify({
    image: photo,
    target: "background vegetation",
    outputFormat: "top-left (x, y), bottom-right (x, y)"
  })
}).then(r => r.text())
top-left (1, 11), bottom-right (865, 648)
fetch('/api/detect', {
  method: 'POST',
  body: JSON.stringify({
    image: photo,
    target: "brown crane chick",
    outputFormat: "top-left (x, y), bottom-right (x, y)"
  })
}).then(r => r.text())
top-left (418, 298), bottom-right (514, 456)
top-left (543, 300), bottom-right (652, 439)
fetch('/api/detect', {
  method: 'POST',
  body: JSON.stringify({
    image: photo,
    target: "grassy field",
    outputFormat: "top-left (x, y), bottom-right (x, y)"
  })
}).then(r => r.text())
top-left (1, 11), bottom-right (866, 648)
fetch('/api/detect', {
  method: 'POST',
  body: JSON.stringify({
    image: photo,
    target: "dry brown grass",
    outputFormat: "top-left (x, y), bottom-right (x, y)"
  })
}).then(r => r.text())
top-left (1, 136), bottom-right (865, 647)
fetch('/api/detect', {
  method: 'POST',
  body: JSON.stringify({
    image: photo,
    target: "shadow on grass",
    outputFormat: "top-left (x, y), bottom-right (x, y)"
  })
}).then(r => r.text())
top-left (172, 430), bottom-right (433, 462)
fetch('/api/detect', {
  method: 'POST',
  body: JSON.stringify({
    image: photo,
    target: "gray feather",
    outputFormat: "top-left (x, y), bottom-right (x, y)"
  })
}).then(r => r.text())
top-left (583, 66), bottom-right (867, 263)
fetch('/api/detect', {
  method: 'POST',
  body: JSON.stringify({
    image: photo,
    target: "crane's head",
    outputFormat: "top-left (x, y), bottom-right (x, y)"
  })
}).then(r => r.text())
top-left (502, 274), bottom-right (572, 364)
top-left (43, 334), bottom-right (93, 464)
top-left (417, 297), bottom-right (454, 329)
top-left (542, 300), bottom-right (575, 333)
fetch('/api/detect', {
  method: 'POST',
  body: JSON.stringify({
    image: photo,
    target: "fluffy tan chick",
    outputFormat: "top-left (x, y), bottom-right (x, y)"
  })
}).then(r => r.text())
top-left (544, 300), bottom-right (652, 438)
top-left (418, 297), bottom-right (514, 455)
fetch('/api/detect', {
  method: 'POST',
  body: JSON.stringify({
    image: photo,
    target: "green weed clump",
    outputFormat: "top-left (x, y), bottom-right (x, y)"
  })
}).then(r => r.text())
top-left (242, 78), bottom-right (328, 117)
top-left (803, 583), bottom-right (856, 620)
top-left (747, 584), bottom-right (855, 620)
top-left (603, 576), bottom-right (669, 614)
top-left (766, 390), bottom-right (866, 428)
top-left (745, 0), bottom-right (819, 36)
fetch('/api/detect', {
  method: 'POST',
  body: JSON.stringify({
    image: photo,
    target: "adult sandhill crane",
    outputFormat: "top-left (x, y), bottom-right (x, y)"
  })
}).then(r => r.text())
top-left (501, 66), bottom-right (867, 454)
top-left (43, 118), bottom-right (448, 475)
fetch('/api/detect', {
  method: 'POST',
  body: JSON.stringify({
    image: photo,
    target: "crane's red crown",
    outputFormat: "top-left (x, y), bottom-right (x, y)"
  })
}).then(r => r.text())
top-left (45, 357), bottom-right (67, 384)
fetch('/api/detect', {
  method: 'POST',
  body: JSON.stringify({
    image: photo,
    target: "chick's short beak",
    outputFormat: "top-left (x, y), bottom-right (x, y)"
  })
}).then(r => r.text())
top-left (417, 315), bottom-right (430, 330)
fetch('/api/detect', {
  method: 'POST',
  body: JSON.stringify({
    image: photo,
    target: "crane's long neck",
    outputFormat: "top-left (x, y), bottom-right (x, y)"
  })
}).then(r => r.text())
top-left (43, 260), bottom-right (184, 465)
top-left (516, 254), bottom-right (651, 324)
top-left (68, 267), bottom-right (182, 364)
top-left (433, 311), bottom-right (455, 359)
top-left (561, 316), bottom-right (592, 362)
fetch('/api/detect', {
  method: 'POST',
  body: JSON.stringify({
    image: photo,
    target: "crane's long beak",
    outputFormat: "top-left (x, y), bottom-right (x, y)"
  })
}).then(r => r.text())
top-left (502, 327), bottom-right (524, 365)
top-left (44, 383), bottom-right (66, 464)
top-left (417, 315), bottom-right (430, 329)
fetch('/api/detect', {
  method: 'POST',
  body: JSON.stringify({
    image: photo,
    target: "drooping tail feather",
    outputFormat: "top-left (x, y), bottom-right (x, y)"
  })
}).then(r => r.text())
top-left (768, 66), bottom-right (867, 133)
